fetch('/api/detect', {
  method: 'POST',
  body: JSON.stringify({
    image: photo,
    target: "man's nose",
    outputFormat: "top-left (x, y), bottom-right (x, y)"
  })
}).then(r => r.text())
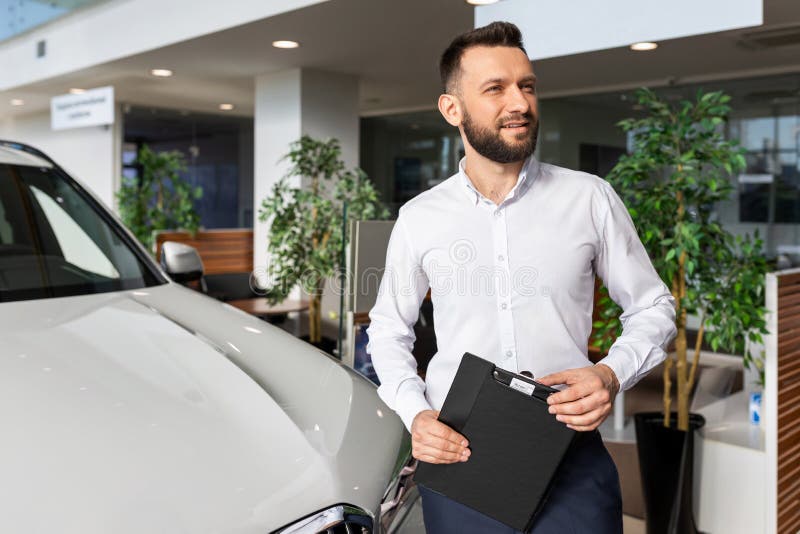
top-left (505, 85), bottom-right (531, 114)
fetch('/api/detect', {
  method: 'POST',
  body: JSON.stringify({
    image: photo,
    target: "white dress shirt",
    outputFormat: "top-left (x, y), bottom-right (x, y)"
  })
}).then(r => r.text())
top-left (366, 156), bottom-right (676, 431)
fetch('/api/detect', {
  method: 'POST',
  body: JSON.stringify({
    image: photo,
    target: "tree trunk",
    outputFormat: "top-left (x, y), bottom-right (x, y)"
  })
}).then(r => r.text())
top-left (307, 279), bottom-right (325, 344)
top-left (663, 354), bottom-right (673, 428)
top-left (308, 296), bottom-right (321, 344)
top-left (675, 318), bottom-right (689, 431)
top-left (674, 189), bottom-right (690, 431)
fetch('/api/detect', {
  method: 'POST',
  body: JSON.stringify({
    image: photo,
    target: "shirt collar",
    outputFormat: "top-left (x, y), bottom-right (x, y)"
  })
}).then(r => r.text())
top-left (458, 155), bottom-right (540, 206)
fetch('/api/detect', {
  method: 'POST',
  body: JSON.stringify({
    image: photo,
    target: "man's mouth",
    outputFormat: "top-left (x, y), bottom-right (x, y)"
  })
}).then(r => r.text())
top-left (501, 122), bottom-right (529, 129)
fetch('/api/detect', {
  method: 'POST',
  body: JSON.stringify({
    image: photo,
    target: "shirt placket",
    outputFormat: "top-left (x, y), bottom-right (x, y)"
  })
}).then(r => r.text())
top-left (492, 204), bottom-right (517, 372)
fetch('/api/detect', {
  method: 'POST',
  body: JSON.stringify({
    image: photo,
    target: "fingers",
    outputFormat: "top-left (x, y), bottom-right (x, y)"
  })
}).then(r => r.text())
top-left (429, 418), bottom-right (469, 447)
top-left (413, 442), bottom-right (471, 464)
top-left (561, 404), bottom-right (612, 431)
top-left (412, 412), bottom-right (470, 464)
top-left (421, 432), bottom-right (468, 455)
top-left (536, 370), bottom-right (571, 386)
top-left (548, 389), bottom-right (611, 416)
top-left (547, 381), bottom-right (594, 405)
top-left (546, 368), bottom-right (606, 405)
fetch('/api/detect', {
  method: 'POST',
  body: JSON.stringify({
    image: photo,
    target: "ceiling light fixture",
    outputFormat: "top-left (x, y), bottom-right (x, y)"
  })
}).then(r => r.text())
top-left (272, 40), bottom-right (300, 49)
top-left (219, 103), bottom-right (234, 111)
top-left (466, 0), bottom-right (500, 5)
top-left (150, 68), bottom-right (173, 77)
top-left (630, 42), bottom-right (658, 51)
top-left (69, 88), bottom-right (86, 94)
top-left (10, 99), bottom-right (25, 106)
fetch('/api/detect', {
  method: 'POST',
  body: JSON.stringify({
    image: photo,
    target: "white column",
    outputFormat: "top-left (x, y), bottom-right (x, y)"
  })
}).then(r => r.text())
top-left (252, 68), bottom-right (359, 306)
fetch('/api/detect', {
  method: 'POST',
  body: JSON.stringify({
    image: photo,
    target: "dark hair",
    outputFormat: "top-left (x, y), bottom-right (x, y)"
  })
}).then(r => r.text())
top-left (439, 21), bottom-right (527, 94)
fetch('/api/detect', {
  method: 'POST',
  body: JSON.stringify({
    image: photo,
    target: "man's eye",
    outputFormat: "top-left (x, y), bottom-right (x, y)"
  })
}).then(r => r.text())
top-left (523, 84), bottom-right (536, 93)
top-left (486, 86), bottom-right (501, 93)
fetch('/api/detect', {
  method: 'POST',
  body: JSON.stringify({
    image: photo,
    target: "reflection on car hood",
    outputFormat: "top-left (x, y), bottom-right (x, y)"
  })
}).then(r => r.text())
top-left (0, 285), bottom-right (404, 533)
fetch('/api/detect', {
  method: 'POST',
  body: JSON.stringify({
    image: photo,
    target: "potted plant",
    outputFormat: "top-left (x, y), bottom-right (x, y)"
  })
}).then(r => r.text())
top-left (258, 135), bottom-right (388, 350)
top-left (593, 88), bottom-right (769, 534)
top-left (116, 144), bottom-right (202, 251)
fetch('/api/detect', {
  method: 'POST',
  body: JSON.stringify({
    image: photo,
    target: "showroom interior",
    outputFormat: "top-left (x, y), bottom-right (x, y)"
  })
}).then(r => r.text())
top-left (1, 0), bottom-right (800, 533)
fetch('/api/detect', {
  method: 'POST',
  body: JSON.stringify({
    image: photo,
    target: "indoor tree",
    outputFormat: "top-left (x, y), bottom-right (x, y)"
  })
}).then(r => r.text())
top-left (116, 144), bottom-right (202, 251)
top-left (258, 135), bottom-right (388, 345)
top-left (592, 88), bottom-right (769, 431)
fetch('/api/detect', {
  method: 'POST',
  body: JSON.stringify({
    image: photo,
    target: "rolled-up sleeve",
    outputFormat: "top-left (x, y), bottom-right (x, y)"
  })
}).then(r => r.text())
top-left (593, 181), bottom-right (677, 391)
top-left (366, 213), bottom-right (432, 431)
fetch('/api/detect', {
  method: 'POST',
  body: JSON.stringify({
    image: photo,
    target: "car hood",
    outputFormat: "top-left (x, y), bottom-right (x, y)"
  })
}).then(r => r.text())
top-left (0, 285), bottom-right (404, 533)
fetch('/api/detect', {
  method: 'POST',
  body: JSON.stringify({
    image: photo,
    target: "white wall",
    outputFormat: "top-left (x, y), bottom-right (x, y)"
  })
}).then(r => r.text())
top-left (0, 110), bottom-right (119, 209)
top-left (0, 0), bottom-right (328, 91)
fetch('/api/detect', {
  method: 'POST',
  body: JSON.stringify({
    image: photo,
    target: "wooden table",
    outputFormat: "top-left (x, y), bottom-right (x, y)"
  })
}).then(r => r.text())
top-left (227, 298), bottom-right (309, 321)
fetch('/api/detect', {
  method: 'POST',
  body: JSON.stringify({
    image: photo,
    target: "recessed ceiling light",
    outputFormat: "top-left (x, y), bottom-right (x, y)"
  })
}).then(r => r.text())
top-left (272, 40), bottom-right (300, 49)
top-left (630, 42), bottom-right (658, 51)
top-left (150, 68), bottom-right (173, 77)
top-left (69, 88), bottom-right (85, 94)
top-left (10, 99), bottom-right (24, 106)
top-left (219, 103), bottom-right (234, 111)
top-left (466, 0), bottom-right (500, 4)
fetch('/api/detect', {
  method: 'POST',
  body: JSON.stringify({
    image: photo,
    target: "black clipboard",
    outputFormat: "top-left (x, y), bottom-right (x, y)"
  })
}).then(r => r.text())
top-left (415, 352), bottom-right (576, 532)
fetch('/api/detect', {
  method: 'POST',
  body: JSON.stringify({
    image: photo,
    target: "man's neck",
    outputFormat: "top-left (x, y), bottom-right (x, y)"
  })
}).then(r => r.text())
top-left (463, 151), bottom-right (527, 206)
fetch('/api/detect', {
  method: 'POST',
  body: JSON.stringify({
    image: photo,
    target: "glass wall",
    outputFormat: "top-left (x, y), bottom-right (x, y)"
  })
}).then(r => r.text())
top-left (122, 105), bottom-right (254, 229)
top-left (360, 73), bottom-right (800, 263)
top-left (360, 110), bottom-right (463, 217)
top-left (538, 73), bottom-right (800, 263)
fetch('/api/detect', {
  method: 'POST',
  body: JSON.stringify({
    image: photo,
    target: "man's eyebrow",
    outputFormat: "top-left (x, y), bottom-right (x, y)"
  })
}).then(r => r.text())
top-left (480, 75), bottom-right (537, 88)
top-left (480, 77), bottom-right (506, 88)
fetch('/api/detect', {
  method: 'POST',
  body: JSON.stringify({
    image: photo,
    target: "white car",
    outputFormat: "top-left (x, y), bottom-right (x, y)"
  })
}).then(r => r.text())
top-left (0, 141), bottom-right (416, 534)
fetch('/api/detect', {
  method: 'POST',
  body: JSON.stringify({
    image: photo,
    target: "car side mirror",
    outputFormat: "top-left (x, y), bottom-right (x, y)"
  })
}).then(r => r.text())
top-left (160, 241), bottom-right (204, 283)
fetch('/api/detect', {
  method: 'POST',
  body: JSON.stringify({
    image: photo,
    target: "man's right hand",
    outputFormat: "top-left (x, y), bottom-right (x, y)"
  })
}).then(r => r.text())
top-left (410, 410), bottom-right (471, 464)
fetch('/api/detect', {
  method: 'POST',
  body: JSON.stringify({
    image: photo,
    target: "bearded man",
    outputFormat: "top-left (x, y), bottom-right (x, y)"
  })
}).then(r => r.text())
top-left (367, 21), bottom-right (676, 534)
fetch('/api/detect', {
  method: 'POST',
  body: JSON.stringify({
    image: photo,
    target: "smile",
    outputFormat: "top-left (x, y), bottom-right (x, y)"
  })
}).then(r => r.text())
top-left (502, 122), bottom-right (529, 129)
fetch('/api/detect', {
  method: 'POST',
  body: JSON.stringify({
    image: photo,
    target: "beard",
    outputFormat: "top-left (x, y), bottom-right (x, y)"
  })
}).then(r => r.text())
top-left (462, 108), bottom-right (539, 164)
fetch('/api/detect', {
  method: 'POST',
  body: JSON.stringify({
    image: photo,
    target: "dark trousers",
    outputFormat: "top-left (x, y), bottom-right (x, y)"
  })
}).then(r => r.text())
top-left (418, 430), bottom-right (623, 534)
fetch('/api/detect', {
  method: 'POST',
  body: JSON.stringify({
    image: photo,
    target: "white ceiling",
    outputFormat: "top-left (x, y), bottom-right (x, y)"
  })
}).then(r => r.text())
top-left (2, 0), bottom-right (800, 121)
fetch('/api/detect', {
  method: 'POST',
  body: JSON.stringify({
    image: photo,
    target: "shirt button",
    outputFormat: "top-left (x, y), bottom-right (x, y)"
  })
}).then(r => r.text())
top-left (494, 210), bottom-right (502, 217)
top-left (501, 303), bottom-right (508, 310)
top-left (498, 255), bottom-right (505, 262)
top-left (505, 350), bottom-right (514, 358)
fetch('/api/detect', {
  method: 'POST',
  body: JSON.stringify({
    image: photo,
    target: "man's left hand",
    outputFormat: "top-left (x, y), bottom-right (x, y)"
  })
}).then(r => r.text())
top-left (536, 364), bottom-right (620, 432)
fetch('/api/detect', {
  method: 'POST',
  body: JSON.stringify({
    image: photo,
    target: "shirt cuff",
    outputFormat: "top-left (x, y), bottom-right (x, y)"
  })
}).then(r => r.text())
top-left (596, 349), bottom-right (636, 392)
top-left (394, 379), bottom-right (433, 432)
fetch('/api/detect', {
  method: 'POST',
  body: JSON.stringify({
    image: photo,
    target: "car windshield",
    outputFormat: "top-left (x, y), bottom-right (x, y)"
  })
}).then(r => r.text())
top-left (0, 162), bottom-right (164, 302)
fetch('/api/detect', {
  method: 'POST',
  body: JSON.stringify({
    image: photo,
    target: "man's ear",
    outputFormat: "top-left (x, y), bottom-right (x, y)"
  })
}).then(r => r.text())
top-left (438, 93), bottom-right (462, 127)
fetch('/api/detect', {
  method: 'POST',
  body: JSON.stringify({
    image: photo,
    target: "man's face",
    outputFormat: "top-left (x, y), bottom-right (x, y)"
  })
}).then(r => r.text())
top-left (454, 45), bottom-right (539, 164)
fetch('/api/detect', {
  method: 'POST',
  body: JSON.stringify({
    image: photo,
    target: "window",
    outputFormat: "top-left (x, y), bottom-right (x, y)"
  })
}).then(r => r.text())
top-left (0, 163), bottom-right (163, 302)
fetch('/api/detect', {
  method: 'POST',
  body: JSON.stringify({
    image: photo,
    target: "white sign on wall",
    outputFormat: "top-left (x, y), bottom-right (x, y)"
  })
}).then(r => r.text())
top-left (475, 0), bottom-right (763, 60)
top-left (51, 86), bottom-right (115, 131)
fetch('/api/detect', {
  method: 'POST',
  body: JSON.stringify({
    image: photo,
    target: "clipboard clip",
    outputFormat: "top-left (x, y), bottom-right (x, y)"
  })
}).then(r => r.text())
top-left (493, 368), bottom-right (558, 402)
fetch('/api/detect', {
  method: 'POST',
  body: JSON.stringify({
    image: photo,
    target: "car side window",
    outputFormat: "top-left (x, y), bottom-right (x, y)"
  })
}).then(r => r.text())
top-left (30, 185), bottom-right (120, 279)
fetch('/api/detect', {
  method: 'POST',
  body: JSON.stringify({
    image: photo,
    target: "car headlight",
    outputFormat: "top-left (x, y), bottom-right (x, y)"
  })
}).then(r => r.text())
top-left (274, 504), bottom-right (373, 534)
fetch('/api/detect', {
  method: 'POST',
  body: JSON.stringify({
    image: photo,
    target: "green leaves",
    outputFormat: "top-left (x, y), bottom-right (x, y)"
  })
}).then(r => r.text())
top-left (258, 135), bottom-right (388, 303)
top-left (594, 88), bottom-right (769, 384)
top-left (116, 144), bottom-right (202, 251)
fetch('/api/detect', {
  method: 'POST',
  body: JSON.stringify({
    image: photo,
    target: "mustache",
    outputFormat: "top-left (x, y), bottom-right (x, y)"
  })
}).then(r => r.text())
top-left (496, 112), bottom-right (536, 128)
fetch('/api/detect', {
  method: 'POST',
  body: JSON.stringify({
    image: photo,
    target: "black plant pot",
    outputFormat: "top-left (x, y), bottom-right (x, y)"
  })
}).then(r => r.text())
top-left (634, 412), bottom-right (706, 534)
